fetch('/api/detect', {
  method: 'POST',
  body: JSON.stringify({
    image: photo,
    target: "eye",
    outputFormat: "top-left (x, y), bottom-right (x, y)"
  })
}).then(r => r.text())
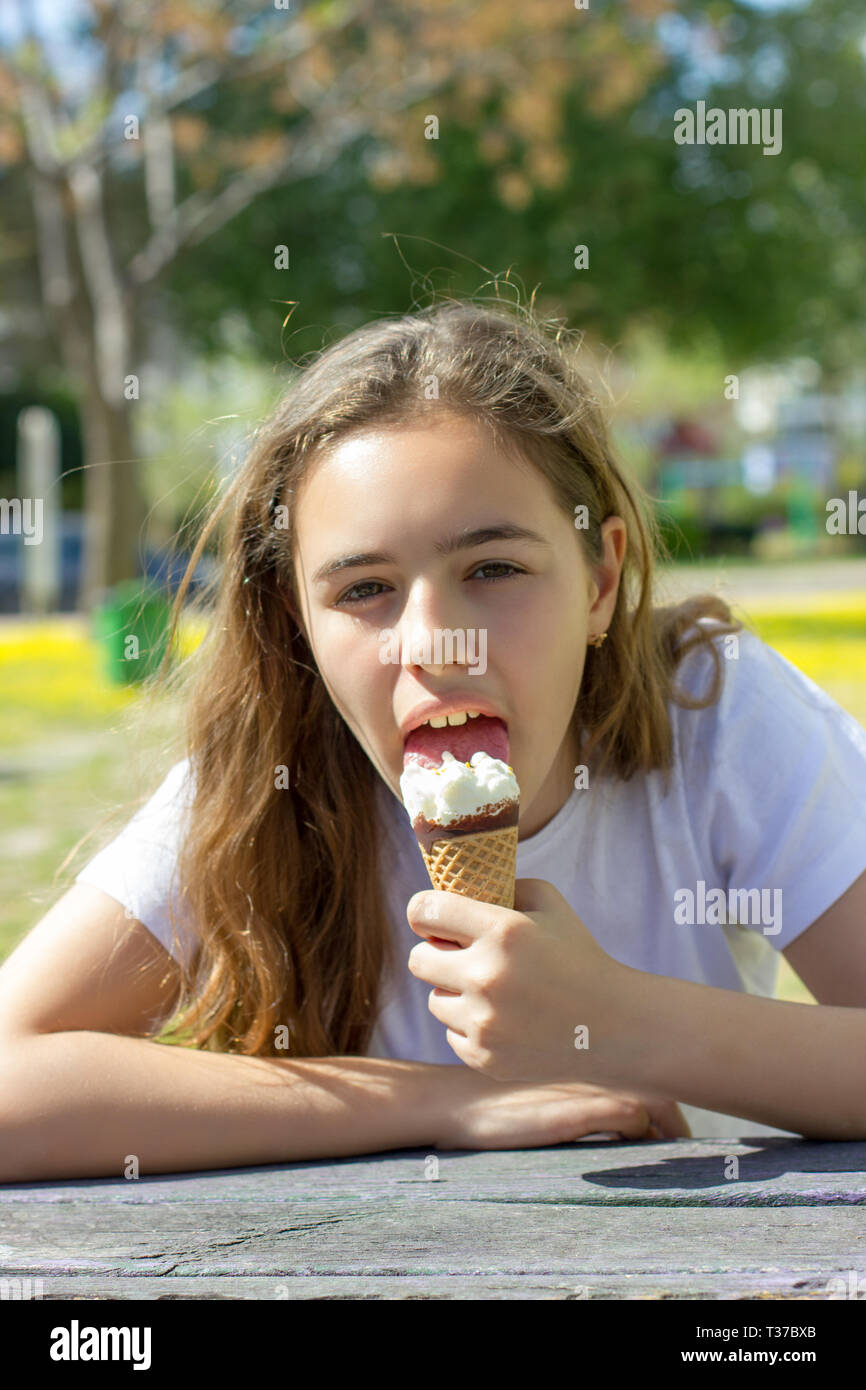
top-left (336, 579), bottom-right (391, 606)
top-left (471, 561), bottom-right (524, 582)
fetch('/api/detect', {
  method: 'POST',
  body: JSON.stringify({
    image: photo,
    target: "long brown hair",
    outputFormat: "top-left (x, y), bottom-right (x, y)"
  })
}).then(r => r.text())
top-left (147, 297), bottom-right (742, 1057)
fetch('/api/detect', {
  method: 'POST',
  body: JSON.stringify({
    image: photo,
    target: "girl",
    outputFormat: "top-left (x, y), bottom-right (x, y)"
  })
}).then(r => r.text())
top-left (3, 299), bottom-right (866, 1180)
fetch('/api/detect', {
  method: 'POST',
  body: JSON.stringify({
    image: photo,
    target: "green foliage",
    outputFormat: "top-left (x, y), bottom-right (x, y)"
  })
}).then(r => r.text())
top-left (104, 0), bottom-right (866, 372)
top-left (655, 480), bottom-right (827, 559)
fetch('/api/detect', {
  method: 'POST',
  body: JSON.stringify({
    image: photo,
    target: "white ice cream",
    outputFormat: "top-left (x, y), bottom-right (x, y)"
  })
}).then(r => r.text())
top-left (400, 750), bottom-right (520, 826)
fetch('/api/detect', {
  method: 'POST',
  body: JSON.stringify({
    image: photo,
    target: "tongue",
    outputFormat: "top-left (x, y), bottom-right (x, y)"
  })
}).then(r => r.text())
top-left (403, 715), bottom-right (509, 771)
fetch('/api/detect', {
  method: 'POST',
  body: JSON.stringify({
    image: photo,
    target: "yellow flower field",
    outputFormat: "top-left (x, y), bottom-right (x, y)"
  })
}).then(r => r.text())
top-left (734, 591), bottom-right (866, 728)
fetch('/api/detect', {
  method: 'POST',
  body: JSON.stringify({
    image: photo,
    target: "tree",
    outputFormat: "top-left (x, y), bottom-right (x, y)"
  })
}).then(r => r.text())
top-left (2, 0), bottom-right (862, 608)
top-left (0, 0), bottom-right (673, 604)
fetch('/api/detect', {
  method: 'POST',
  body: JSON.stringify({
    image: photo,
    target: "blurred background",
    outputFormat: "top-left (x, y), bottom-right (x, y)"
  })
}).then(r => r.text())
top-left (0, 0), bottom-right (864, 1005)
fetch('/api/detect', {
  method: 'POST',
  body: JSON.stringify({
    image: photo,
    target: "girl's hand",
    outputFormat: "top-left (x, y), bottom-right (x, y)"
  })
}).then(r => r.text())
top-left (436, 1072), bottom-right (692, 1150)
top-left (407, 877), bottom-right (638, 1085)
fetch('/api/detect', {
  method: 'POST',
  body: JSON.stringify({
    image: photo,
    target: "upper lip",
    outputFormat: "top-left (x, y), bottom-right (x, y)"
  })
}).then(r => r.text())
top-left (400, 695), bottom-right (508, 743)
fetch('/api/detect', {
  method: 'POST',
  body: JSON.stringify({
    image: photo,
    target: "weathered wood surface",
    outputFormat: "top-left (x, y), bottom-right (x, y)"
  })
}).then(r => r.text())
top-left (2, 1138), bottom-right (866, 1300)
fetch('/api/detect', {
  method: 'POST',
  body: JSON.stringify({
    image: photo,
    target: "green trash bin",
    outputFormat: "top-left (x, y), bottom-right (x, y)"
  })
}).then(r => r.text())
top-left (785, 479), bottom-right (819, 544)
top-left (93, 579), bottom-right (173, 686)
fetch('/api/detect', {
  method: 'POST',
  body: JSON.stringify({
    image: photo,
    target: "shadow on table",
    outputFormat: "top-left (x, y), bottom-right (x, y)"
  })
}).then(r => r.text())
top-left (580, 1136), bottom-right (866, 1192)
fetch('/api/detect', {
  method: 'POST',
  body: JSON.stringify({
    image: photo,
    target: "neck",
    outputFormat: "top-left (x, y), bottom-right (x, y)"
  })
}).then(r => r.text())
top-left (518, 723), bottom-right (579, 841)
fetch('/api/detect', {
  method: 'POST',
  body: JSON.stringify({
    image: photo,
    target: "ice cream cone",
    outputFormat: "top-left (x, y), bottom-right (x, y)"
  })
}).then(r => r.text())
top-left (419, 824), bottom-right (518, 909)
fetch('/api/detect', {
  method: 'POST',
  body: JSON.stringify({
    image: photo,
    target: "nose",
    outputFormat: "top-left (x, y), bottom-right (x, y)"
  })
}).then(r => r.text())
top-left (398, 577), bottom-right (469, 676)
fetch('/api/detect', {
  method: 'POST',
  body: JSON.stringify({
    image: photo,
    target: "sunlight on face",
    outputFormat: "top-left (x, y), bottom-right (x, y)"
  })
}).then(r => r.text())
top-left (291, 410), bottom-right (607, 839)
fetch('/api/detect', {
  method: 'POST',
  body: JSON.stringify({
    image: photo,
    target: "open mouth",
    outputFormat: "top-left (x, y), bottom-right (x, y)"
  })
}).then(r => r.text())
top-left (403, 714), bottom-right (509, 770)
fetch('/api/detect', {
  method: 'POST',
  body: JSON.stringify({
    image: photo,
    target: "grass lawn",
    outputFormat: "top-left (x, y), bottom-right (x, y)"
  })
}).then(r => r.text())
top-left (0, 616), bottom-right (195, 959)
top-left (2, 587), bottom-right (864, 1010)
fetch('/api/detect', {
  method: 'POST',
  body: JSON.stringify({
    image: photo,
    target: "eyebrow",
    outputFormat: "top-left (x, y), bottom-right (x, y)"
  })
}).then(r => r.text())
top-left (311, 523), bottom-right (549, 585)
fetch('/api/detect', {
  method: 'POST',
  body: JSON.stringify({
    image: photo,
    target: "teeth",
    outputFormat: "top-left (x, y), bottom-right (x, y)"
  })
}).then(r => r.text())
top-left (421, 710), bottom-right (482, 729)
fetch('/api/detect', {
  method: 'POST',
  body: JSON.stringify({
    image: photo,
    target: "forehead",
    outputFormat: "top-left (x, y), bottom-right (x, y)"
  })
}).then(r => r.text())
top-left (294, 412), bottom-right (540, 523)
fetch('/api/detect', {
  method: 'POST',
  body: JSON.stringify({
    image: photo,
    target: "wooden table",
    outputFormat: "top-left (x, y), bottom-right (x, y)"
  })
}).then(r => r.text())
top-left (2, 1136), bottom-right (865, 1300)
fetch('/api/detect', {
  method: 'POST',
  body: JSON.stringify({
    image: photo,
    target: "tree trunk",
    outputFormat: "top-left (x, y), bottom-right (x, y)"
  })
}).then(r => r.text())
top-left (67, 164), bottom-right (148, 610)
top-left (76, 377), bottom-right (147, 611)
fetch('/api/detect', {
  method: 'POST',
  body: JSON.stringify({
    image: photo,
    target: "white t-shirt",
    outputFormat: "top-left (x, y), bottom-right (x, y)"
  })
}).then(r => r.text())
top-left (76, 624), bottom-right (866, 1140)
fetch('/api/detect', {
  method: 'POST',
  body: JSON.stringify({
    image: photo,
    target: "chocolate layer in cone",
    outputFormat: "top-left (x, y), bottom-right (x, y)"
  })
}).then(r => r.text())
top-left (411, 797), bottom-right (518, 854)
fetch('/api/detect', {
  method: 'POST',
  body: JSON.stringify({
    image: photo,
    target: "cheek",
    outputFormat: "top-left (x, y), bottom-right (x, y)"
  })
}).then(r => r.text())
top-left (514, 583), bottom-right (583, 665)
top-left (314, 619), bottom-right (391, 719)
top-left (514, 588), bottom-right (587, 716)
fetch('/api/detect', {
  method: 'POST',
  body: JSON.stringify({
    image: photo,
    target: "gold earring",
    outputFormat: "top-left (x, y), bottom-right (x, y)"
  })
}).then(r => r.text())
top-left (587, 631), bottom-right (608, 648)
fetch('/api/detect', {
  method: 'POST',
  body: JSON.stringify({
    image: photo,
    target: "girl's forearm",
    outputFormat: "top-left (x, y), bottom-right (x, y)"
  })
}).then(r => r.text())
top-left (0, 1032), bottom-right (460, 1181)
top-left (615, 966), bottom-right (866, 1138)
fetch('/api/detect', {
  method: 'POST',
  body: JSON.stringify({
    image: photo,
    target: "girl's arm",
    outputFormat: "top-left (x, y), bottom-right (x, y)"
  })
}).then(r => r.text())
top-left (619, 867), bottom-right (866, 1139)
top-left (620, 969), bottom-right (866, 1138)
top-left (0, 1032), bottom-right (457, 1181)
top-left (0, 885), bottom-right (686, 1181)
top-left (0, 885), bottom-right (449, 1179)
top-left (0, 1031), bottom-right (689, 1181)
top-left (406, 876), bottom-right (866, 1137)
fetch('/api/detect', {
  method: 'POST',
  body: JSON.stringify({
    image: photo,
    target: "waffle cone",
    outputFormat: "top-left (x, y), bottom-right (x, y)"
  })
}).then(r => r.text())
top-left (419, 825), bottom-right (518, 908)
